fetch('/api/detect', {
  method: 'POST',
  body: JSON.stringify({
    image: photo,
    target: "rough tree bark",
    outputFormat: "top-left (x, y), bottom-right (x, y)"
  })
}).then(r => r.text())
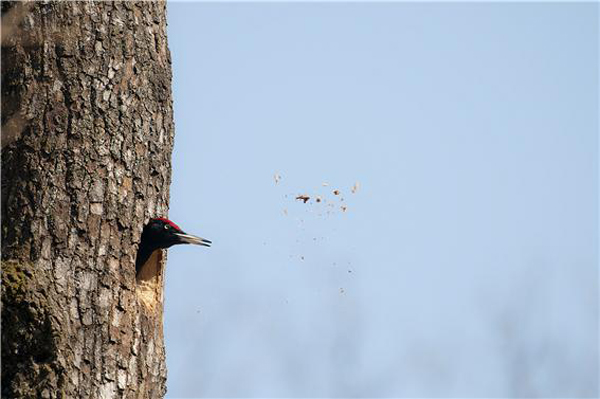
top-left (2, 1), bottom-right (174, 397)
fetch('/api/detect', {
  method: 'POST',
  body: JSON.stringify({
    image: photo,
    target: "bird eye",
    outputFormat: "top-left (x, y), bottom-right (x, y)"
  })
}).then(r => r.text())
top-left (164, 225), bottom-right (169, 230)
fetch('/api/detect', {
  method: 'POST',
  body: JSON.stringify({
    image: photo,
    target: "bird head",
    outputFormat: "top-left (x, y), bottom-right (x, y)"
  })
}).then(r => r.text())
top-left (142, 217), bottom-right (212, 250)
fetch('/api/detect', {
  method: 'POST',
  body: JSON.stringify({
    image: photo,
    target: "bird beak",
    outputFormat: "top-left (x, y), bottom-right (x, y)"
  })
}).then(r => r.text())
top-left (175, 233), bottom-right (212, 247)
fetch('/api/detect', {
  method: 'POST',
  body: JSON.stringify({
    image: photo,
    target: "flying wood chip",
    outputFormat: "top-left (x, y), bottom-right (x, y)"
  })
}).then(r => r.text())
top-left (296, 195), bottom-right (310, 203)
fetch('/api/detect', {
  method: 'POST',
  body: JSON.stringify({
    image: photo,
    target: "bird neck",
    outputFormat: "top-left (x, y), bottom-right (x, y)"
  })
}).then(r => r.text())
top-left (135, 241), bottom-right (156, 274)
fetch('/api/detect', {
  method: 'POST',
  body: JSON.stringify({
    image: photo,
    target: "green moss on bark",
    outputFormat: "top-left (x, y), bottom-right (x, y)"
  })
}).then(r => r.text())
top-left (1, 260), bottom-right (63, 398)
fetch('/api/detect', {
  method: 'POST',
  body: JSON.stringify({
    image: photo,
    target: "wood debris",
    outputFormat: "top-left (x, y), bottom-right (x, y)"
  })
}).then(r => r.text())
top-left (295, 195), bottom-right (310, 203)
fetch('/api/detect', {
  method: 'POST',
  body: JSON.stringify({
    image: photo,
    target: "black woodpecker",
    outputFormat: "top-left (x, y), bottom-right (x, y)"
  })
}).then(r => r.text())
top-left (136, 218), bottom-right (211, 274)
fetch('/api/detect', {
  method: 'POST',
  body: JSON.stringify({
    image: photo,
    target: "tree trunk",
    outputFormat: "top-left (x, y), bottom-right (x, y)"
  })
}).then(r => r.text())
top-left (2, 1), bottom-right (174, 397)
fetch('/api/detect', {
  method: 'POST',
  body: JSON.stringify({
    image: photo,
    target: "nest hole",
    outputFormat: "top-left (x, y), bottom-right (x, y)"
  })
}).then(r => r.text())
top-left (135, 249), bottom-right (164, 311)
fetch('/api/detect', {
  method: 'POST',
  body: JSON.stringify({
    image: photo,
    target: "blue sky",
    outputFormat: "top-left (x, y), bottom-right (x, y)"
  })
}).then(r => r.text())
top-left (163, 3), bottom-right (598, 397)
